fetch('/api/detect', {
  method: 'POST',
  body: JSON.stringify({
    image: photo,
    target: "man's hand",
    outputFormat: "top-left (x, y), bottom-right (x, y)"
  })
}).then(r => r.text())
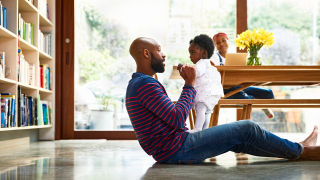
top-left (179, 63), bottom-right (196, 87)
top-left (177, 63), bottom-right (183, 72)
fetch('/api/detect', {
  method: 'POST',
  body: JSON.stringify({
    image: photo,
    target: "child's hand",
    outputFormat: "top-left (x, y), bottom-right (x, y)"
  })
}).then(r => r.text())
top-left (177, 63), bottom-right (183, 72)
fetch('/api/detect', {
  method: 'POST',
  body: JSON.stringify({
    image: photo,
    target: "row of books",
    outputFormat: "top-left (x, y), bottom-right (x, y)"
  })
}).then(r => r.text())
top-left (0, 52), bottom-right (4, 78)
top-left (0, 90), bottom-right (52, 128)
top-left (0, 2), bottom-right (7, 29)
top-left (39, 31), bottom-right (52, 56)
top-left (18, 54), bottom-right (36, 86)
top-left (18, 13), bottom-right (34, 45)
top-left (0, 94), bottom-right (16, 127)
top-left (40, 64), bottom-right (52, 90)
top-left (39, 0), bottom-right (49, 20)
top-left (17, 54), bottom-right (52, 90)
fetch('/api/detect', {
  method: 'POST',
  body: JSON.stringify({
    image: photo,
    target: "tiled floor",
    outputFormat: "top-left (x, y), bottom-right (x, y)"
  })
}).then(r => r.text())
top-left (0, 140), bottom-right (320, 180)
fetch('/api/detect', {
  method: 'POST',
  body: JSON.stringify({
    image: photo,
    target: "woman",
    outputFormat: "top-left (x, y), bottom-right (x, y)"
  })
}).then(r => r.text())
top-left (211, 32), bottom-right (275, 119)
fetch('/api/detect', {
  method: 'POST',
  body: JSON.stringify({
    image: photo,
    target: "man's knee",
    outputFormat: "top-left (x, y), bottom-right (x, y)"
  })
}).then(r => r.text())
top-left (237, 120), bottom-right (259, 129)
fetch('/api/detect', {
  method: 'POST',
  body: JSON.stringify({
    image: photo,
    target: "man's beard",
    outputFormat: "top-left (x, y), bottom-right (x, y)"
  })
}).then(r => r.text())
top-left (150, 52), bottom-right (165, 73)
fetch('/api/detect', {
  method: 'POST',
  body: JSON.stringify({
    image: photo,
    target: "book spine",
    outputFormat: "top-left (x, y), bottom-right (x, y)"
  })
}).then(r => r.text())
top-left (1, 98), bottom-right (6, 128)
top-left (47, 67), bottom-right (50, 89)
top-left (31, 97), bottom-right (35, 126)
top-left (12, 99), bottom-right (16, 127)
top-left (0, 3), bottom-right (3, 27)
top-left (6, 98), bottom-right (11, 127)
top-left (3, 7), bottom-right (6, 29)
top-left (40, 66), bottom-right (43, 88)
top-left (18, 86), bottom-right (22, 127)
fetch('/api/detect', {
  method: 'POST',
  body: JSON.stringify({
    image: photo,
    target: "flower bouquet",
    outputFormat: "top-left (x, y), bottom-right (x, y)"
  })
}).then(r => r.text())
top-left (235, 29), bottom-right (275, 65)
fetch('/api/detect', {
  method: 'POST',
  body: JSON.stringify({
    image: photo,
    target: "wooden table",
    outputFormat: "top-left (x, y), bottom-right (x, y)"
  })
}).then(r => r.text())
top-left (170, 65), bottom-right (320, 128)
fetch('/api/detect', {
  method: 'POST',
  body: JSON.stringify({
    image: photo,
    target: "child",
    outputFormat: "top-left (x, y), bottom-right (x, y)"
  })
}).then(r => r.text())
top-left (178, 34), bottom-right (224, 133)
top-left (210, 32), bottom-right (275, 119)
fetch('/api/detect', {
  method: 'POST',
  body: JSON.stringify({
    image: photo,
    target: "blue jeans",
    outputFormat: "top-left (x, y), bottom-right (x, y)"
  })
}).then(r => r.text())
top-left (163, 120), bottom-right (303, 164)
top-left (224, 86), bottom-right (274, 99)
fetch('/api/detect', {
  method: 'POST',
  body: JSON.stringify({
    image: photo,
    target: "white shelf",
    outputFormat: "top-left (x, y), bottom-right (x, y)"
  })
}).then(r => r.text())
top-left (39, 13), bottom-right (53, 26)
top-left (39, 88), bottom-right (53, 93)
top-left (18, 0), bottom-right (38, 13)
top-left (0, 26), bottom-right (16, 38)
top-left (20, 38), bottom-right (37, 51)
top-left (0, 77), bottom-right (16, 84)
top-left (39, 50), bottom-right (53, 60)
top-left (18, 82), bottom-right (38, 90)
top-left (0, 125), bottom-right (53, 131)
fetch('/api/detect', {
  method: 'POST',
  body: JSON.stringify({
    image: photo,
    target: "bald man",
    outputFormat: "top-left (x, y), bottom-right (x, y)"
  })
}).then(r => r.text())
top-left (126, 37), bottom-right (320, 164)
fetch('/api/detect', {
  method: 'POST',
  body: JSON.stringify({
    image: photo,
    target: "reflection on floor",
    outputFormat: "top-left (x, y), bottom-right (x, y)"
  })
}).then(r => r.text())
top-left (0, 140), bottom-right (320, 180)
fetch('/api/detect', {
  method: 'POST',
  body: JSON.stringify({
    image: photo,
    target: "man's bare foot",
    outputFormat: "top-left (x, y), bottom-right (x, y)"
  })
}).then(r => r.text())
top-left (298, 146), bottom-right (320, 161)
top-left (299, 126), bottom-right (318, 147)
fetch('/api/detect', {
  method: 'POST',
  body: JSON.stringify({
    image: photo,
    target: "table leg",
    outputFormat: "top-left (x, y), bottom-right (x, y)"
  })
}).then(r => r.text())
top-left (241, 105), bottom-right (248, 120)
top-left (246, 104), bottom-right (252, 119)
top-left (210, 105), bottom-right (220, 127)
top-left (189, 110), bottom-right (194, 130)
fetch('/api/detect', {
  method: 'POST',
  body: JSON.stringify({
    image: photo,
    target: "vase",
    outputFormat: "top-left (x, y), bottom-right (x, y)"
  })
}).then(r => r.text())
top-left (246, 49), bottom-right (262, 66)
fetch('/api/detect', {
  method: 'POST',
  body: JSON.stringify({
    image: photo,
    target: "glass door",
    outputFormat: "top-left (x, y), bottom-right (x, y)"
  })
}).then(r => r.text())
top-left (58, 0), bottom-right (237, 139)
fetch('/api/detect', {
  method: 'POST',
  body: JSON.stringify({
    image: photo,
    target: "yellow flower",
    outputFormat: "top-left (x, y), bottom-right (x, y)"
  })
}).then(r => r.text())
top-left (234, 28), bottom-right (274, 49)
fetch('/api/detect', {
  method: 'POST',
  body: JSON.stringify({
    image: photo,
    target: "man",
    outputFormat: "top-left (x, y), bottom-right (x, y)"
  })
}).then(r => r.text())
top-left (126, 37), bottom-right (320, 164)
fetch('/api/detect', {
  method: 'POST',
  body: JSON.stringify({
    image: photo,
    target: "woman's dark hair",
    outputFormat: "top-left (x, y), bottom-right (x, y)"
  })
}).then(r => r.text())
top-left (189, 34), bottom-right (215, 58)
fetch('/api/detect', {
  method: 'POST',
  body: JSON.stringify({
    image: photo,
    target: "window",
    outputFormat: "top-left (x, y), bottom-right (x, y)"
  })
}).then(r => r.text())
top-left (74, 0), bottom-right (236, 130)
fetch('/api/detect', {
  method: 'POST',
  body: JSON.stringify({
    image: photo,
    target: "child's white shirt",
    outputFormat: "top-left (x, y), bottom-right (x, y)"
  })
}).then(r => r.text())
top-left (194, 59), bottom-right (224, 106)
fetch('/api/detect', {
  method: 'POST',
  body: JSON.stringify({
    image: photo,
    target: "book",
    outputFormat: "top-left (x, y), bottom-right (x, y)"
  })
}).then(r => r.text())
top-left (42, 104), bottom-right (47, 125)
top-left (21, 94), bottom-right (27, 126)
top-left (27, 96), bottom-right (35, 126)
top-left (40, 64), bottom-right (47, 89)
top-left (29, 64), bottom-right (35, 86)
top-left (2, 6), bottom-right (6, 29)
top-left (23, 21), bottom-right (25, 40)
top-left (40, 65), bottom-right (43, 88)
top-left (0, 3), bottom-right (2, 27)
top-left (48, 102), bottom-right (52, 124)
top-left (42, 101), bottom-right (49, 125)
top-left (19, 13), bottom-right (22, 38)
top-left (1, 96), bottom-right (12, 127)
top-left (18, 86), bottom-right (22, 127)
top-left (1, 98), bottom-right (8, 128)
top-left (37, 94), bottom-right (43, 125)
top-left (47, 67), bottom-right (50, 89)
top-left (0, 52), bottom-right (4, 78)
top-left (11, 98), bottom-right (16, 127)
top-left (31, 97), bottom-right (35, 125)
top-left (31, 23), bottom-right (34, 45)
top-left (35, 97), bottom-right (38, 125)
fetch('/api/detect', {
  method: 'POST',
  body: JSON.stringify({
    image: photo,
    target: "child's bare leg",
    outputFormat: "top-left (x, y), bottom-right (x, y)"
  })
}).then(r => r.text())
top-left (299, 126), bottom-right (318, 147)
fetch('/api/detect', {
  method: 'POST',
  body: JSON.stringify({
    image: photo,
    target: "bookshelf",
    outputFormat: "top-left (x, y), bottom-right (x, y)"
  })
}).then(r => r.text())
top-left (0, 0), bottom-right (55, 144)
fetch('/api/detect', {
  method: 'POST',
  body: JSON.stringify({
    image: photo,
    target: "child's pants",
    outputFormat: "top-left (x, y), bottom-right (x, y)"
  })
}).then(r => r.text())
top-left (188, 95), bottom-right (220, 133)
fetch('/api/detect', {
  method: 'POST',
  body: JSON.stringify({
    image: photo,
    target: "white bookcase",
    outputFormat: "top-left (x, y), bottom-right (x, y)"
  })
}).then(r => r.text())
top-left (0, 0), bottom-right (55, 145)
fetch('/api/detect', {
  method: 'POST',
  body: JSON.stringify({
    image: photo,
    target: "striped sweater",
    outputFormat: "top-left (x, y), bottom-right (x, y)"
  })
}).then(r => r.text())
top-left (125, 72), bottom-right (196, 163)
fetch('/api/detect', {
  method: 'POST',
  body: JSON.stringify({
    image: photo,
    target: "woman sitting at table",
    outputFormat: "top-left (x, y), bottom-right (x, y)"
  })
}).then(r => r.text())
top-left (210, 32), bottom-right (275, 119)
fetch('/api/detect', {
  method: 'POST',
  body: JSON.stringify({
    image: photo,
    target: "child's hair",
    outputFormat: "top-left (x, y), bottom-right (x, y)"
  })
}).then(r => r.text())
top-left (189, 34), bottom-right (214, 59)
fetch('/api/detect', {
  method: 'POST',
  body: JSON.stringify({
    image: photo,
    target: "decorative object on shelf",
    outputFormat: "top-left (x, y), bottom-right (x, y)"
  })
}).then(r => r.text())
top-left (235, 29), bottom-right (275, 66)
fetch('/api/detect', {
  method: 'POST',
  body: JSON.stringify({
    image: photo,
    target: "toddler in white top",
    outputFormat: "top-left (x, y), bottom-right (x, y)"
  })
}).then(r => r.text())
top-left (178, 34), bottom-right (224, 133)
